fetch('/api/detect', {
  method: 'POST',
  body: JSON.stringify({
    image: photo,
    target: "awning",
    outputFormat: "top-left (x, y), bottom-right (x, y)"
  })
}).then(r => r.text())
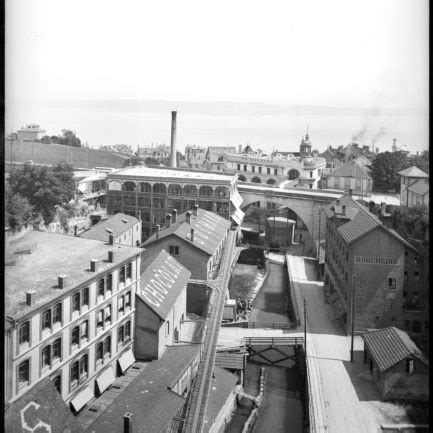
top-left (231, 208), bottom-right (245, 225)
top-left (96, 366), bottom-right (115, 394)
top-left (70, 386), bottom-right (93, 412)
top-left (230, 190), bottom-right (243, 209)
top-left (118, 348), bottom-right (135, 374)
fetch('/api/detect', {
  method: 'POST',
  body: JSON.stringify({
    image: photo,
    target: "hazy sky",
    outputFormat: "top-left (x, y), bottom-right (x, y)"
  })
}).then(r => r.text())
top-left (6, 0), bottom-right (428, 109)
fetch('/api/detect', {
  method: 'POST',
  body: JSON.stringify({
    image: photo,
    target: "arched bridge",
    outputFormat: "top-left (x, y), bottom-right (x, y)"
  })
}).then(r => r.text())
top-left (238, 183), bottom-right (344, 252)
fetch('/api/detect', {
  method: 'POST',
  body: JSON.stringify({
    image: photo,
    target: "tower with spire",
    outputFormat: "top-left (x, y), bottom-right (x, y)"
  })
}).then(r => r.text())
top-left (299, 127), bottom-right (312, 157)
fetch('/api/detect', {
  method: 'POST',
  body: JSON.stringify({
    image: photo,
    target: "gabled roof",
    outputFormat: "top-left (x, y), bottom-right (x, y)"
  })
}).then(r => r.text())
top-left (398, 166), bottom-right (429, 178)
top-left (143, 208), bottom-right (231, 256)
top-left (79, 213), bottom-right (139, 242)
top-left (406, 179), bottom-right (429, 196)
top-left (362, 327), bottom-right (429, 373)
top-left (137, 250), bottom-right (191, 320)
top-left (328, 160), bottom-right (371, 179)
top-left (5, 378), bottom-right (83, 433)
top-left (86, 345), bottom-right (200, 433)
top-left (323, 194), bottom-right (422, 252)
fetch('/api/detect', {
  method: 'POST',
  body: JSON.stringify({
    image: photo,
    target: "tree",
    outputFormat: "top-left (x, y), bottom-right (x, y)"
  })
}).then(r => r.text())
top-left (408, 153), bottom-right (429, 174)
top-left (4, 189), bottom-right (34, 231)
top-left (390, 205), bottom-right (429, 242)
top-left (370, 151), bottom-right (409, 192)
top-left (122, 156), bottom-right (147, 167)
top-left (8, 162), bottom-right (76, 224)
top-left (40, 130), bottom-right (81, 147)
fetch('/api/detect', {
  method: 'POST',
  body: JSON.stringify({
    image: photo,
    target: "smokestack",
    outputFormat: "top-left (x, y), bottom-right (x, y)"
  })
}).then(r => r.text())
top-left (169, 111), bottom-right (177, 168)
top-left (165, 214), bottom-right (172, 228)
top-left (155, 224), bottom-right (160, 239)
top-left (123, 412), bottom-right (133, 433)
top-left (193, 204), bottom-right (199, 216)
top-left (392, 138), bottom-right (397, 151)
top-left (190, 228), bottom-right (194, 243)
top-left (186, 211), bottom-right (191, 224)
top-left (172, 209), bottom-right (177, 223)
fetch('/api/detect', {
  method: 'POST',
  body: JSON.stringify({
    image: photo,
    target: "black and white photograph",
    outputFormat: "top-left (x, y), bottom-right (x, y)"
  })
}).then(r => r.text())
top-left (4, 0), bottom-right (429, 432)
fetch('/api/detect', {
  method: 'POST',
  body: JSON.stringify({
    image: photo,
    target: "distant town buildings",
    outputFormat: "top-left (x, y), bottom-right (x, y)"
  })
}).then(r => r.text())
top-left (184, 144), bottom-right (207, 168)
top-left (137, 143), bottom-right (171, 161)
top-left (98, 144), bottom-right (134, 156)
top-left (16, 124), bottom-right (46, 141)
top-left (398, 166), bottom-right (429, 208)
top-left (322, 194), bottom-right (428, 335)
top-left (106, 165), bottom-right (243, 240)
top-left (4, 231), bottom-right (141, 409)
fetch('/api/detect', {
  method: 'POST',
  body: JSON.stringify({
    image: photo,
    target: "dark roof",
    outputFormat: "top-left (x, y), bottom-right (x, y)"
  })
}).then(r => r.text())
top-left (137, 250), bottom-right (191, 319)
top-left (398, 166), bottom-right (429, 178)
top-left (323, 194), bottom-right (421, 252)
top-left (79, 213), bottom-right (139, 242)
top-left (5, 231), bottom-right (141, 319)
top-left (5, 378), bottom-right (83, 433)
top-left (143, 208), bottom-right (231, 256)
top-left (203, 366), bottom-right (239, 432)
top-left (328, 160), bottom-right (371, 179)
top-left (86, 345), bottom-right (200, 433)
top-left (215, 351), bottom-right (246, 370)
top-left (362, 327), bottom-right (429, 373)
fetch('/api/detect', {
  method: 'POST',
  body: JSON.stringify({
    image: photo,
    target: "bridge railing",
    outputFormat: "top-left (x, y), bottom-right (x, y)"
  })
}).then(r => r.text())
top-left (244, 336), bottom-right (304, 347)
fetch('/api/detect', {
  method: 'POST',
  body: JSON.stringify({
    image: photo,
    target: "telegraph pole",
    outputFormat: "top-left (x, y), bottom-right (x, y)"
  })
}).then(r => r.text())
top-left (304, 298), bottom-right (307, 351)
top-left (350, 274), bottom-right (358, 362)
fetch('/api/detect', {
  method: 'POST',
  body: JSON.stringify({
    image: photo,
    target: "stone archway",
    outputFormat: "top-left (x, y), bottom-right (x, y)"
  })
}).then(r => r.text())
top-left (266, 178), bottom-right (276, 185)
top-left (251, 176), bottom-right (262, 183)
top-left (238, 175), bottom-right (247, 182)
top-left (287, 169), bottom-right (300, 180)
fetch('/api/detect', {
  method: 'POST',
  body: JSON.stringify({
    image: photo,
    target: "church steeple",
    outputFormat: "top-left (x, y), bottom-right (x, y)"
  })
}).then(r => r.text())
top-left (300, 127), bottom-right (312, 157)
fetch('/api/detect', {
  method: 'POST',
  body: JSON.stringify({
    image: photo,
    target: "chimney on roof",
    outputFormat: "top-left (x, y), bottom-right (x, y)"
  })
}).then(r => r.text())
top-left (123, 412), bottom-right (133, 433)
top-left (368, 200), bottom-right (375, 213)
top-left (108, 233), bottom-right (115, 245)
top-left (26, 290), bottom-right (36, 306)
top-left (193, 204), bottom-right (199, 216)
top-left (172, 209), bottom-right (177, 223)
top-left (186, 211), bottom-right (191, 224)
top-left (348, 188), bottom-right (353, 197)
top-left (165, 213), bottom-right (172, 228)
top-left (108, 250), bottom-right (116, 263)
top-left (90, 259), bottom-right (99, 272)
top-left (342, 205), bottom-right (346, 215)
top-left (58, 275), bottom-right (67, 289)
top-left (190, 228), bottom-right (194, 243)
top-left (169, 111), bottom-right (177, 168)
top-left (155, 224), bottom-right (160, 239)
top-left (380, 202), bottom-right (386, 217)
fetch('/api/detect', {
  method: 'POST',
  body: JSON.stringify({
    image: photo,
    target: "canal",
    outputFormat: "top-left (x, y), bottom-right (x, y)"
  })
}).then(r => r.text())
top-left (225, 249), bottom-right (304, 432)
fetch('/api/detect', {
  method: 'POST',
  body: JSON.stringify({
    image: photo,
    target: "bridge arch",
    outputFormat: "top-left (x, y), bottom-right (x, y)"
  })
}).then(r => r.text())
top-left (251, 176), bottom-right (262, 183)
top-left (238, 175), bottom-right (247, 182)
top-left (287, 169), bottom-right (300, 180)
top-left (266, 178), bottom-right (276, 185)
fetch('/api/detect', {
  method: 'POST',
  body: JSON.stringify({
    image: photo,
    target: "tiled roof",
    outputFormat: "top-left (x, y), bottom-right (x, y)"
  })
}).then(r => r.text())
top-left (406, 179), bottom-right (429, 196)
top-left (5, 378), bottom-right (83, 433)
top-left (202, 366), bottom-right (239, 433)
top-left (362, 327), bottom-right (429, 373)
top-left (215, 351), bottom-right (246, 370)
top-left (328, 160), bottom-right (371, 179)
top-left (137, 250), bottom-right (191, 319)
top-left (79, 213), bottom-right (139, 242)
top-left (143, 208), bottom-right (231, 256)
top-left (398, 166), bottom-right (429, 178)
top-left (86, 345), bottom-right (200, 433)
top-left (5, 231), bottom-right (141, 319)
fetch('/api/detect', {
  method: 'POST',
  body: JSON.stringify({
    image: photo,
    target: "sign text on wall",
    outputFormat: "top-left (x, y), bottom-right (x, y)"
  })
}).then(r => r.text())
top-left (354, 256), bottom-right (399, 265)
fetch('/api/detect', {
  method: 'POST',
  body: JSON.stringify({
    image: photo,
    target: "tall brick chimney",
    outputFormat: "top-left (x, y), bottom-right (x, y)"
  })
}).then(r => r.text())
top-left (172, 209), bottom-right (178, 223)
top-left (169, 111), bottom-right (177, 168)
top-left (193, 204), bottom-right (199, 217)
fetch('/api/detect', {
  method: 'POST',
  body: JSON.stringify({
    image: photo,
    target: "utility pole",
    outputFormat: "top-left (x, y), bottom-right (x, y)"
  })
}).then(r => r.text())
top-left (304, 298), bottom-right (307, 351)
top-left (350, 274), bottom-right (358, 362)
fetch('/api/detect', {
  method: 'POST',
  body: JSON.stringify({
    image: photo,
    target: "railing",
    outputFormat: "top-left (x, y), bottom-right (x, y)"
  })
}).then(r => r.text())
top-left (221, 321), bottom-right (295, 329)
top-left (244, 336), bottom-right (304, 347)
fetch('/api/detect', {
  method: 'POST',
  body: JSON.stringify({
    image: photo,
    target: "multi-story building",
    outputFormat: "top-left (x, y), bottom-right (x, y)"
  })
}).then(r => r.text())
top-left (4, 231), bottom-right (141, 411)
top-left (398, 166), bottom-right (429, 208)
top-left (322, 194), bottom-right (428, 335)
top-left (184, 145), bottom-right (207, 168)
top-left (142, 205), bottom-right (231, 280)
top-left (203, 146), bottom-right (237, 171)
top-left (16, 124), bottom-right (46, 141)
top-left (137, 143), bottom-right (171, 161)
top-left (106, 165), bottom-right (243, 240)
top-left (79, 212), bottom-right (142, 246)
top-left (135, 250), bottom-right (191, 360)
top-left (322, 160), bottom-right (373, 195)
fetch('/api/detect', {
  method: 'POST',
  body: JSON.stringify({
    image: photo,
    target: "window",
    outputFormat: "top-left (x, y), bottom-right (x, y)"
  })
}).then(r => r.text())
top-left (118, 326), bottom-right (124, 347)
top-left (70, 354), bottom-right (88, 391)
top-left (125, 292), bottom-right (131, 309)
top-left (169, 246), bottom-right (179, 256)
top-left (404, 251), bottom-right (409, 263)
top-left (98, 279), bottom-right (105, 298)
top-left (72, 293), bottom-right (80, 312)
top-left (414, 272), bottom-right (420, 283)
top-left (52, 338), bottom-right (62, 361)
top-left (166, 321), bottom-right (170, 336)
top-left (388, 278), bottom-right (396, 289)
top-left (310, 171), bottom-right (313, 178)
top-left (71, 326), bottom-right (79, 346)
top-left (52, 374), bottom-right (61, 394)
top-left (71, 320), bottom-right (88, 348)
top-left (53, 303), bottom-right (62, 325)
top-left (79, 355), bottom-right (88, 378)
top-left (309, 184), bottom-right (313, 189)
top-left (267, 168), bottom-right (270, 175)
top-left (104, 336), bottom-right (111, 357)
top-left (118, 320), bottom-right (131, 349)
top-left (237, 164), bottom-right (240, 170)
top-left (118, 295), bottom-right (125, 313)
top-left (96, 310), bottom-right (104, 331)
top-left (243, 165), bottom-right (247, 172)
top-left (82, 287), bottom-right (89, 308)
top-left (406, 359), bottom-right (415, 375)
top-left (19, 321), bottom-right (30, 346)
top-left (259, 167), bottom-right (262, 174)
top-left (18, 359), bottom-right (30, 388)
top-left (274, 169), bottom-right (278, 175)
top-left (252, 166), bottom-right (255, 173)
top-left (119, 267), bottom-right (125, 284)
top-left (404, 271), bottom-right (408, 283)
top-left (414, 256), bottom-right (420, 264)
top-left (106, 274), bottom-right (112, 293)
top-left (96, 342), bottom-right (104, 364)
top-left (42, 309), bottom-right (52, 331)
top-left (42, 346), bottom-right (51, 369)
top-left (125, 321), bottom-right (131, 341)
top-left (127, 263), bottom-right (132, 279)
top-left (80, 321), bottom-right (88, 340)
top-left (105, 305), bottom-right (112, 324)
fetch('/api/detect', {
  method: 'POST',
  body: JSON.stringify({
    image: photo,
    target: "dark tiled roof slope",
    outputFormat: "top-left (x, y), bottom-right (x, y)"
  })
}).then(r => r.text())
top-left (79, 213), bottom-right (139, 242)
top-left (5, 378), bottom-right (83, 433)
top-left (143, 208), bottom-right (230, 256)
top-left (86, 345), bottom-right (200, 433)
top-left (138, 250), bottom-right (191, 319)
top-left (362, 327), bottom-right (429, 372)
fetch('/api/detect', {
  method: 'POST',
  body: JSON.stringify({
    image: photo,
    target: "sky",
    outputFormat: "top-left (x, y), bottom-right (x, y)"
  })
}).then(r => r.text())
top-left (5, 0), bottom-right (429, 152)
